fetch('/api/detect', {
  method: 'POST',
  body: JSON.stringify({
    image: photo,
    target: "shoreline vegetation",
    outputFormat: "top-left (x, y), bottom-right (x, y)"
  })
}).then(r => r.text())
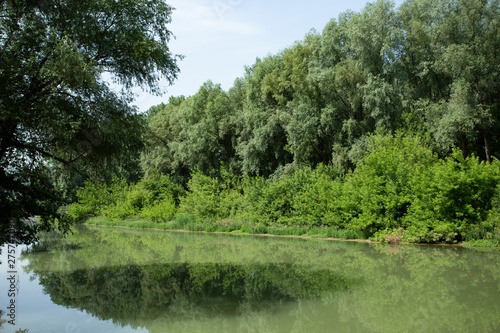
top-left (68, 135), bottom-right (500, 248)
top-left (82, 219), bottom-right (497, 248)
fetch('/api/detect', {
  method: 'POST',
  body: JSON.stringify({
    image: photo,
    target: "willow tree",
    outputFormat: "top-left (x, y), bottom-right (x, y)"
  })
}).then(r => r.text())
top-left (399, 0), bottom-right (500, 160)
top-left (0, 0), bottom-right (181, 243)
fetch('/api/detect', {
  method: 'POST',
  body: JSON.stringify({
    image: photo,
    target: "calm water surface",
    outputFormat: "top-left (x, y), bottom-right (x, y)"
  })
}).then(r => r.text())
top-left (1, 226), bottom-right (499, 333)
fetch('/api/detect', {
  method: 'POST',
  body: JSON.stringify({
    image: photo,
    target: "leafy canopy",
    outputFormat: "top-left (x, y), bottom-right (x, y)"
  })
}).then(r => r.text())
top-left (0, 0), bottom-right (181, 243)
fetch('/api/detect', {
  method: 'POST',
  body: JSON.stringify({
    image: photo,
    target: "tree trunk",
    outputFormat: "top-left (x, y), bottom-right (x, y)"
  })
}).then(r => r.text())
top-left (460, 132), bottom-right (468, 158)
top-left (484, 132), bottom-right (492, 164)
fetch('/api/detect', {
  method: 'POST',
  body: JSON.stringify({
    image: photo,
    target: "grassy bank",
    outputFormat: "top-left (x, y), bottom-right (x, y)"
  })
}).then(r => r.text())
top-left (83, 215), bottom-right (366, 240)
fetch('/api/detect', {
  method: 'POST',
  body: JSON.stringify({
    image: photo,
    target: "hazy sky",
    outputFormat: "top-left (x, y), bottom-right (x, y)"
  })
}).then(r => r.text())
top-left (131, 0), bottom-right (404, 112)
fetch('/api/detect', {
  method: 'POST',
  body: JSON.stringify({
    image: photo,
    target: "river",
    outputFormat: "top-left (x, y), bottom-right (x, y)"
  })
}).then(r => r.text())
top-left (1, 226), bottom-right (499, 332)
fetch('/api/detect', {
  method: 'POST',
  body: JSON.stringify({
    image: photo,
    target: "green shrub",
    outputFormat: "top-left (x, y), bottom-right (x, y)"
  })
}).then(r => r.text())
top-left (68, 171), bottom-right (185, 222)
top-left (126, 187), bottom-right (152, 211)
top-left (291, 165), bottom-right (344, 227)
top-left (101, 200), bottom-right (138, 220)
top-left (69, 177), bottom-right (129, 219)
top-left (404, 150), bottom-right (500, 242)
top-left (179, 170), bottom-right (225, 218)
top-left (462, 184), bottom-right (500, 242)
top-left (239, 167), bottom-right (322, 225)
top-left (341, 134), bottom-right (437, 235)
top-left (485, 184), bottom-right (500, 230)
top-left (180, 166), bottom-right (245, 219)
top-left (136, 170), bottom-right (185, 206)
top-left (66, 202), bottom-right (94, 221)
top-left (218, 189), bottom-right (245, 218)
top-left (403, 224), bottom-right (459, 244)
top-left (140, 196), bottom-right (177, 222)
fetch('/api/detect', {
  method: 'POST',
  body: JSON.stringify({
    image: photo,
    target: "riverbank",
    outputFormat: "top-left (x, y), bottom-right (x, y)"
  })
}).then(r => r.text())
top-left (82, 216), bottom-right (500, 247)
top-left (68, 138), bottom-right (500, 248)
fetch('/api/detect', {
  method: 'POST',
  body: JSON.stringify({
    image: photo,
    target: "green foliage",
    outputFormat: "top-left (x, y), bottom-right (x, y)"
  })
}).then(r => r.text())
top-left (404, 150), bottom-right (500, 242)
top-left (135, 171), bottom-right (185, 206)
top-left (141, 82), bottom-right (239, 183)
top-left (139, 197), bottom-right (177, 222)
top-left (101, 200), bottom-right (138, 221)
top-left (485, 185), bottom-right (500, 229)
top-left (237, 164), bottom-right (344, 227)
top-left (68, 177), bottom-right (129, 221)
top-left (141, 0), bottom-right (500, 189)
top-left (179, 166), bottom-right (244, 220)
top-left (0, 0), bottom-right (181, 242)
top-left (52, 0), bottom-right (500, 245)
top-left (70, 172), bottom-right (184, 222)
top-left (291, 165), bottom-right (344, 227)
top-left (334, 135), bottom-right (500, 243)
top-left (341, 135), bottom-right (437, 235)
top-left (179, 171), bottom-right (222, 219)
top-left (144, 0), bottom-right (500, 183)
top-left (79, 133), bottom-right (500, 244)
top-left (240, 173), bottom-right (302, 225)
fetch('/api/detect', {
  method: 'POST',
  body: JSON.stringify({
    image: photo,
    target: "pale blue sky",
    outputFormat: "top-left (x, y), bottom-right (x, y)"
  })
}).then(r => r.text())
top-left (132, 0), bottom-right (405, 112)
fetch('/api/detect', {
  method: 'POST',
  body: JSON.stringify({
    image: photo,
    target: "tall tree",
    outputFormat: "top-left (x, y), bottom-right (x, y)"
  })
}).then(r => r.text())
top-left (236, 55), bottom-right (293, 177)
top-left (171, 82), bottom-right (237, 179)
top-left (0, 0), bottom-right (181, 243)
top-left (399, 0), bottom-right (500, 159)
top-left (141, 96), bottom-right (187, 183)
top-left (142, 83), bottom-right (238, 183)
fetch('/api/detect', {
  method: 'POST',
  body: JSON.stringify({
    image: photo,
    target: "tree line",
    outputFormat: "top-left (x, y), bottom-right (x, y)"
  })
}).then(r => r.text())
top-left (142, 0), bottom-right (500, 182)
top-left (70, 135), bottom-right (500, 244)
top-left (100, 0), bottom-right (499, 244)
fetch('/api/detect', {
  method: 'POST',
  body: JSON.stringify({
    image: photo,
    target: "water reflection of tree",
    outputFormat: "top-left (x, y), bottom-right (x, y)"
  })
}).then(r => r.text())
top-left (22, 229), bottom-right (358, 331)
top-left (30, 262), bottom-right (354, 329)
top-left (334, 244), bottom-right (500, 333)
top-left (21, 227), bottom-right (500, 333)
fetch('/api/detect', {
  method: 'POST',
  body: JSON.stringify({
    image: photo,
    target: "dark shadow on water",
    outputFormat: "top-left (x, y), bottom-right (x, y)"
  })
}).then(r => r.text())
top-left (30, 262), bottom-right (358, 327)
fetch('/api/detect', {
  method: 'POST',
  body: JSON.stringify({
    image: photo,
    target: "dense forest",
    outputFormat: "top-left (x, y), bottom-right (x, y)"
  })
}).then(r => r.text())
top-left (2, 0), bottom-right (500, 245)
top-left (140, 0), bottom-right (500, 180)
top-left (67, 0), bottom-right (500, 245)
